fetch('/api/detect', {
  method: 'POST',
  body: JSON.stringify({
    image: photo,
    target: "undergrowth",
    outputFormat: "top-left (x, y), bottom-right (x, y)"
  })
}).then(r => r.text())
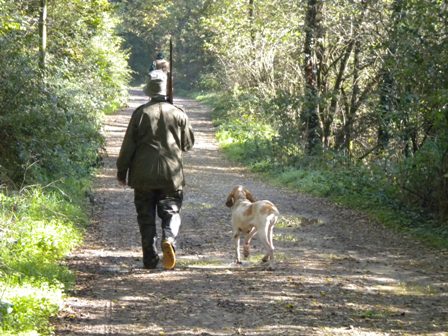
top-left (0, 183), bottom-right (88, 335)
top-left (197, 92), bottom-right (448, 250)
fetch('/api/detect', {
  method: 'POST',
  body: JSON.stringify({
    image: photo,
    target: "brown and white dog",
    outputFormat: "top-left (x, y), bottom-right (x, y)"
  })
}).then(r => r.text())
top-left (225, 186), bottom-right (279, 266)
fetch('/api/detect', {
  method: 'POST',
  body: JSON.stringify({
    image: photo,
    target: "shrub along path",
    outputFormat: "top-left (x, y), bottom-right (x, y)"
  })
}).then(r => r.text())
top-left (55, 88), bottom-right (448, 336)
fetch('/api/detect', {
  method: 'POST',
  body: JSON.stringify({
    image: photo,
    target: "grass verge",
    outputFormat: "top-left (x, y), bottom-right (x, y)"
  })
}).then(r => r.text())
top-left (0, 182), bottom-right (88, 335)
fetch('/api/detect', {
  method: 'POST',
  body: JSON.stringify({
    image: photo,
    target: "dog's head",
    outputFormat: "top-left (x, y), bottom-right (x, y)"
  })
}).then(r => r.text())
top-left (225, 185), bottom-right (256, 207)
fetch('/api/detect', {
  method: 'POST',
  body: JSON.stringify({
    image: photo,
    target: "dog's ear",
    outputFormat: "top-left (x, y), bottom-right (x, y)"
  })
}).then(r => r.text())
top-left (225, 192), bottom-right (234, 207)
top-left (244, 189), bottom-right (256, 203)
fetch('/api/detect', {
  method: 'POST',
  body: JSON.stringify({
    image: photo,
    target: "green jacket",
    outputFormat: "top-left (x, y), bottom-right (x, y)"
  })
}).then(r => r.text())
top-left (116, 100), bottom-right (194, 191)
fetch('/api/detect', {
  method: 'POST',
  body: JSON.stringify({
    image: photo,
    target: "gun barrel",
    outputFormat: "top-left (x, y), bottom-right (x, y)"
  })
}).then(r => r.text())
top-left (168, 36), bottom-right (173, 104)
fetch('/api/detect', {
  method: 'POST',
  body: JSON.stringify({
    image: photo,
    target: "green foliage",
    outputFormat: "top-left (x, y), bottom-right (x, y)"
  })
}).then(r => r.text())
top-left (0, 0), bottom-right (130, 187)
top-left (204, 91), bottom-right (276, 166)
top-left (374, 0), bottom-right (448, 222)
top-left (0, 286), bottom-right (62, 336)
top-left (397, 137), bottom-right (448, 221)
top-left (200, 0), bottom-right (302, 96)
top-left (217, 116), bottom-right (275, 164)
top-left (0, 1), bottom-right (130, 334)
top-left (116, 0), bottom-right (215, 88)
top-left (0, 185), bottom-right (85, 335)
top-left (196, 92), bottom-right (238, 126)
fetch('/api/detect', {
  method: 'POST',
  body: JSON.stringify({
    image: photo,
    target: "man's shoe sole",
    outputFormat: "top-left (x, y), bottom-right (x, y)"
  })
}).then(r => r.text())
top-left (162, 241), bottom-right (176, 270)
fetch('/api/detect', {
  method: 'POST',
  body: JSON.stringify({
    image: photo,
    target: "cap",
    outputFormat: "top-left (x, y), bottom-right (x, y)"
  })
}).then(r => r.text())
top-left (145, 69), bottom-right (167, 98)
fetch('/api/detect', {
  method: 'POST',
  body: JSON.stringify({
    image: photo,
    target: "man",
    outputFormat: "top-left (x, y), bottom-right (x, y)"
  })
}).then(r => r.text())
top-left (117, 70), bottom-right (194, 270)
top-left (144, 52), bottom-right (170, 97)
top-left (147, 52), bottom-right (169, 73)
top-left (154, 52), bottom-right (169, 72)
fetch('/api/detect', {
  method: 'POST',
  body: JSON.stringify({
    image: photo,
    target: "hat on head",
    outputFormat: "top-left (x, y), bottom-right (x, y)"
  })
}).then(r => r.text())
top-left (145, 69), bottom-right (167, 98)
top-left (156, 52), bottom-right (164, 60)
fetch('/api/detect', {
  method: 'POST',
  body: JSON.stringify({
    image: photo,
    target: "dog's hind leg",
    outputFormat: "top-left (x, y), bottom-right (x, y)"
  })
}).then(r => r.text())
top-left (243, 227), bottom-right (256, 258)
top-left (261, 215), bottom-right (277, 264)
top-left (267, 216), bottom-right (277, 253)
top-left (267, 222), bottom-right (275, 263)
top-left (266, 216), bottom-right (278, 268)
top-left (258, 224), bottom-right (274, 263)
top-left (233, 230), bottom-right (242, 264)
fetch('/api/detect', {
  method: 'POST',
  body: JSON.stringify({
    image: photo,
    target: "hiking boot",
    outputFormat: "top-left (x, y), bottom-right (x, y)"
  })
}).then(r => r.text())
top-left (161, 239), bottom-right (176, 270)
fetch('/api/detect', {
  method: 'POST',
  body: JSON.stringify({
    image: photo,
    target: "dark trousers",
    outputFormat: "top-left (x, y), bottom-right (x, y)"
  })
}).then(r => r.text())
top-left (134, 189), bottom-right (183, 265)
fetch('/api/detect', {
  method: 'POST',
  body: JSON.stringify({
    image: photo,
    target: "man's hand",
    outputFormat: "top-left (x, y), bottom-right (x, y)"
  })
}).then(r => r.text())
top-left (117, 171), bottom-right (127, 186)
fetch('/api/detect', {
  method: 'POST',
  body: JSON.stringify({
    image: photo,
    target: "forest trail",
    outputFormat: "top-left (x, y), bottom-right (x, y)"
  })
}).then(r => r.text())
top-left (55, 89), bottom-right (447, 336)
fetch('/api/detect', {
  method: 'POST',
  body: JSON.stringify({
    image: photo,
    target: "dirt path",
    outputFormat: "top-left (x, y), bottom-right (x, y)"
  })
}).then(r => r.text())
top-left (55, 89), bottom-right (448, 336)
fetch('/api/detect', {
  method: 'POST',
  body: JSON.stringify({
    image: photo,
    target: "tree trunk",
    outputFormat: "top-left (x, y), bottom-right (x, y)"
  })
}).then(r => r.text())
top-left (324, 40), bottom-right (354, 148)
top-left (302, 0), bottom-right (323, 154)
top-left (377, 0), bottom-right (403, 150)
top-left (344, 39), bottom-right (361, 155)
top-left (248, 0), bottom-right (255, 44)
top-left (327, 2), bottom-right (368, 150)
top-left (39, 0), bottom-right (47, 71)
top-left (377, 68), bottom-right (394, 149)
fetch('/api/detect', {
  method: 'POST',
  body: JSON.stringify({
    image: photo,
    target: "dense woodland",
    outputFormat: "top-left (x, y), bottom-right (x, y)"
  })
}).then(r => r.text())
top-left (0, 0), bottom-right (447, 334)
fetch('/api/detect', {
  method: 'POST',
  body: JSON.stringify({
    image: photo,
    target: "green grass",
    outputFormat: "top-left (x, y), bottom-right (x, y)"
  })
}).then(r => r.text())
top-left (276, 216), bottom-right (304, 229)
top-left (273, 166), bottom-right (448, 249)
top-left (0, 183), bottom-right (87, 335)
top-left (275, 233), bottom-right (299, 243)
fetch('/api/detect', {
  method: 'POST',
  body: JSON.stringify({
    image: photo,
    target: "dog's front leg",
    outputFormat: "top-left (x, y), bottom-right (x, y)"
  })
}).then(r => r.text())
top-left (233, 230), bottom-right (242, 264)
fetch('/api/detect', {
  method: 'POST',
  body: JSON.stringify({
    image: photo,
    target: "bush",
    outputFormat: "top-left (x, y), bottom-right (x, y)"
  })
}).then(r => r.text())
top-left (398, 137), bottom-right (448, 221)
top-left (0, 0), bottom-right (129, 187)
top-left (0, 185), bottom-right (85, 335)
top-left (216, 116), bottom-right (276, 165)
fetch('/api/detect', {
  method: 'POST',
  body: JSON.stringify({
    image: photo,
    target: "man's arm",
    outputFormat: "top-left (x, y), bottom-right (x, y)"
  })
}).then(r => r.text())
top-left (116, 109), bottom-right (140, 184)
top-left (181, 117), bottom-right (194, 152)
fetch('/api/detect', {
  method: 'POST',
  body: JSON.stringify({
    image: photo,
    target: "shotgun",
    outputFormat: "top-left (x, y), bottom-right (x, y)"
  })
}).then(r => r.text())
top-left (167, 36), bottom-right (173, 104)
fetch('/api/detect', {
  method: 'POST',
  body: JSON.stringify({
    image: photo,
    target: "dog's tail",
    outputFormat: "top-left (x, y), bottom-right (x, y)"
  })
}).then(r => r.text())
top-left (269, 213), bottom-right (279, 227)
top-left (267, 205), bottom-right (279, 227)
top-left (271, 203), bottom-right (280, 219)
